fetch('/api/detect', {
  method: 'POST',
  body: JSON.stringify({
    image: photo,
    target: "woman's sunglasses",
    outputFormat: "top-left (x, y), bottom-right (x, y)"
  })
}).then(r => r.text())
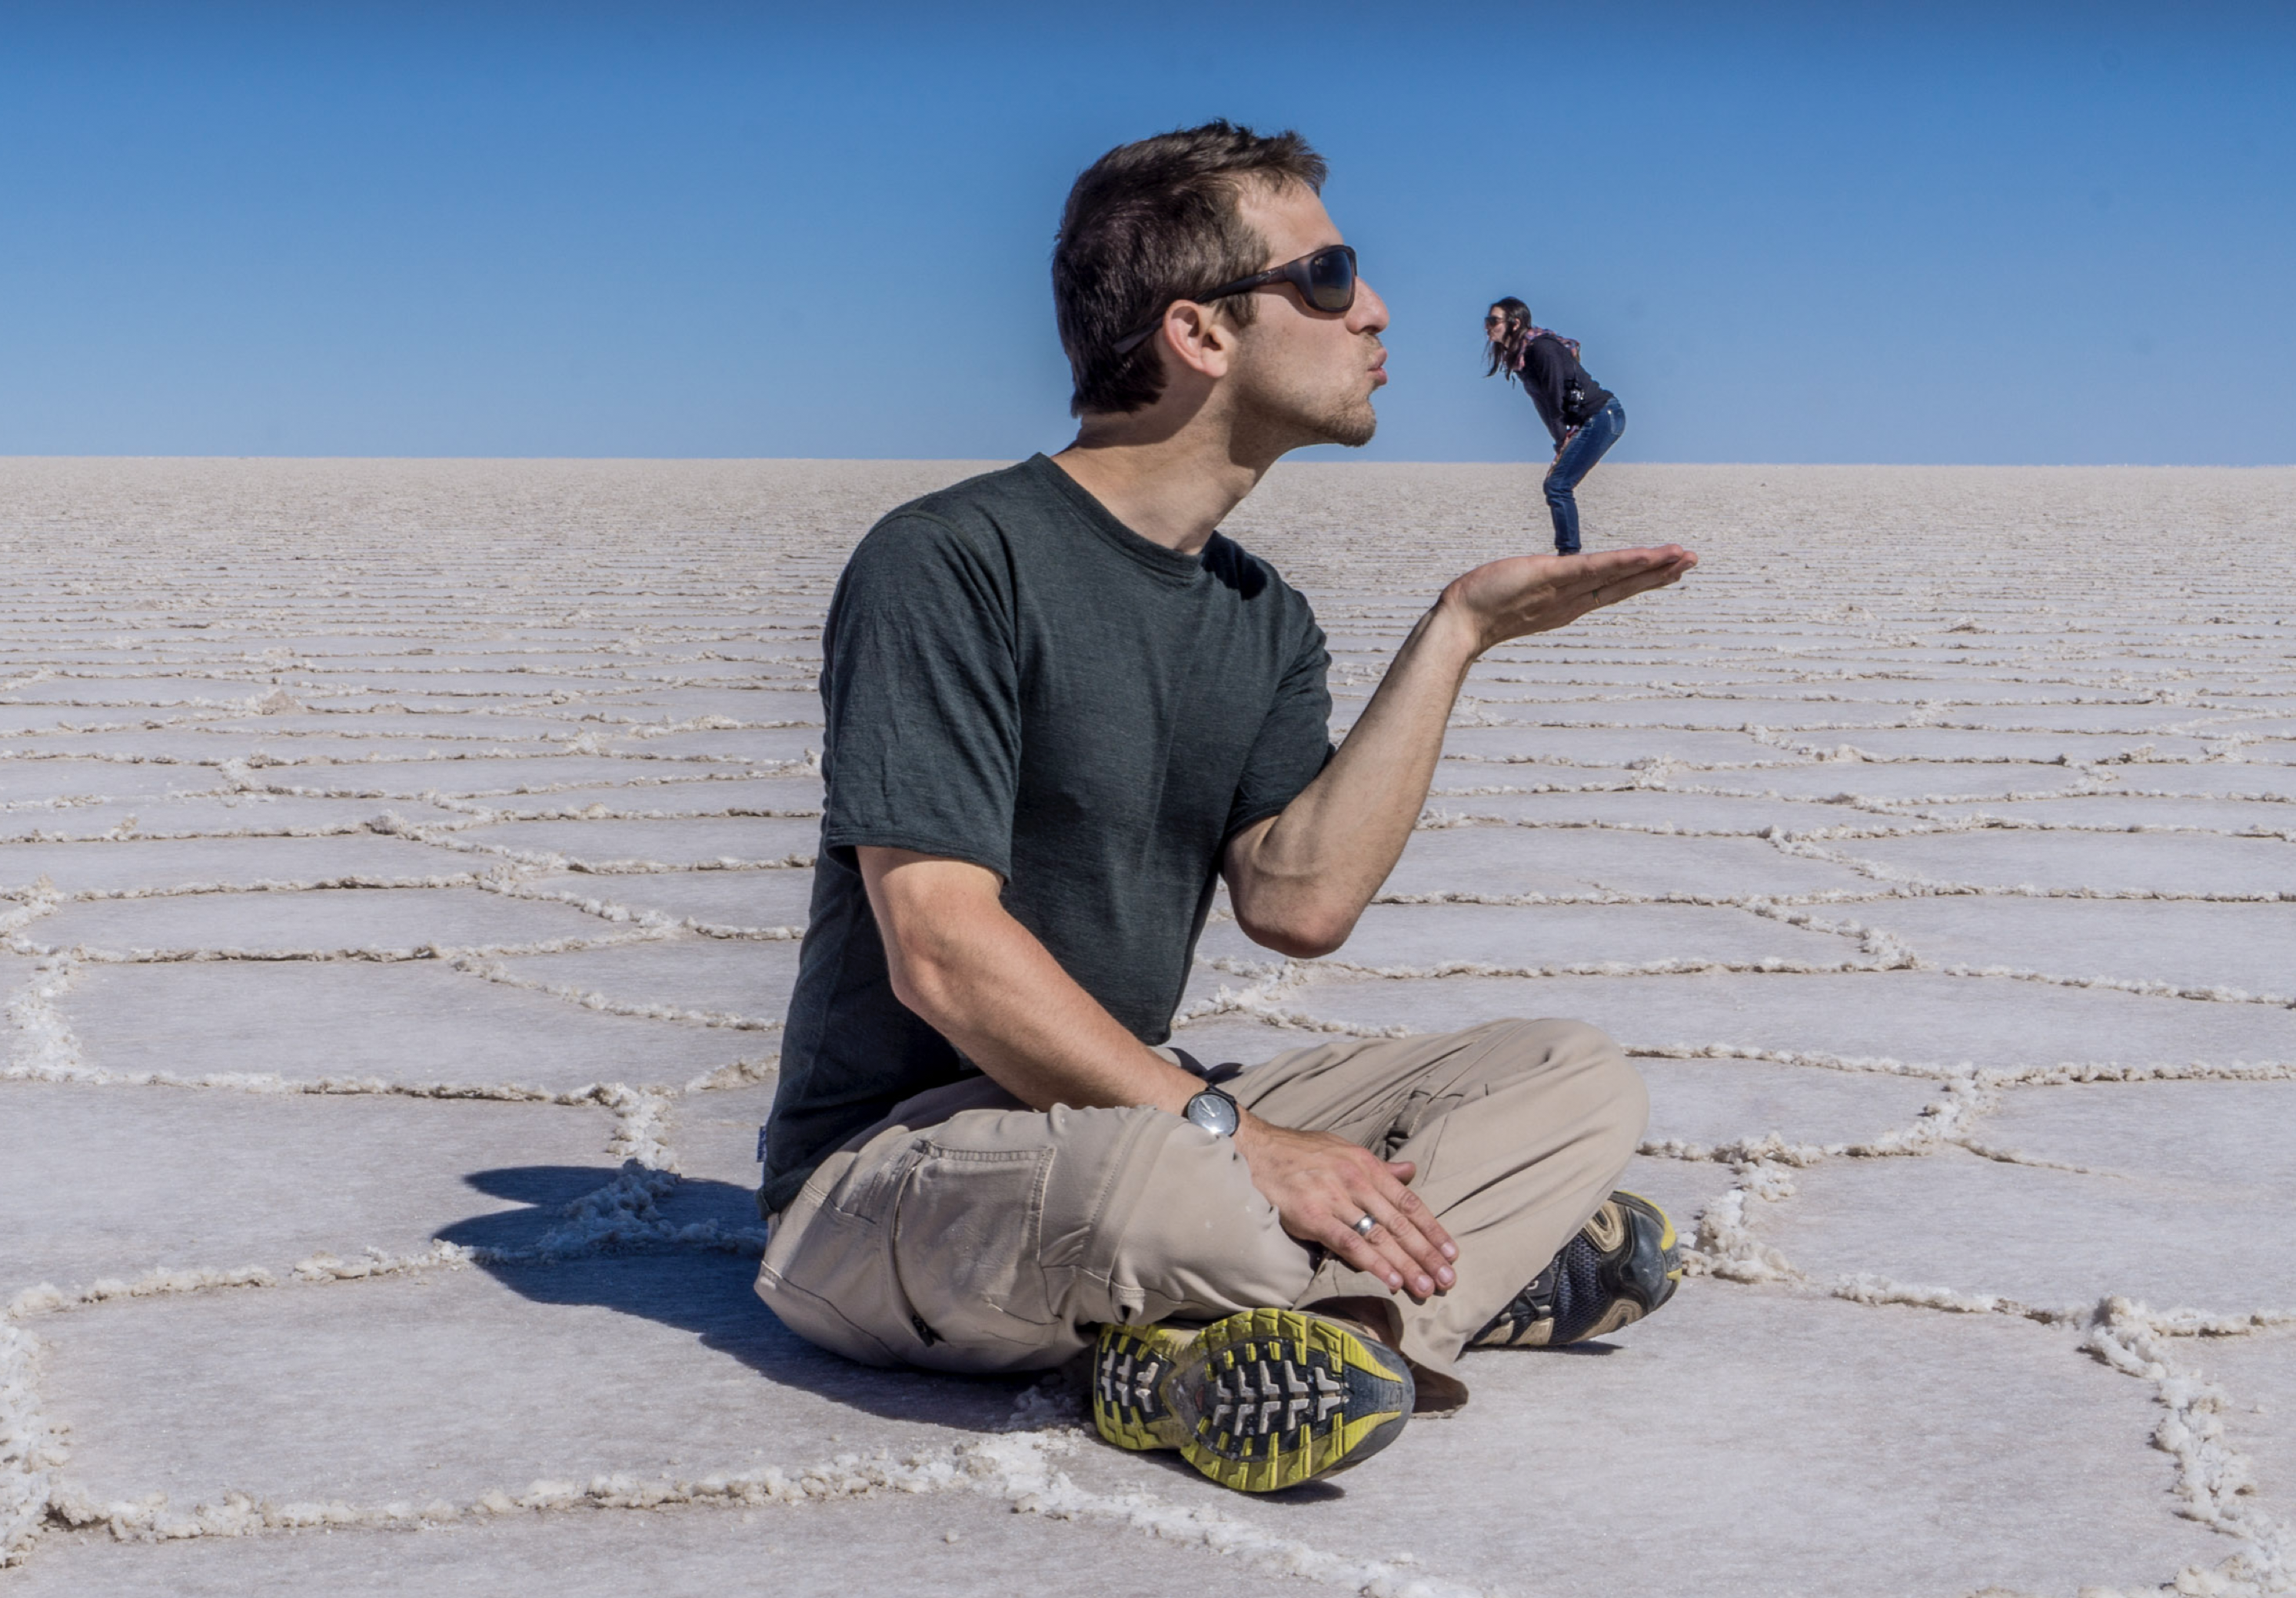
top-left (1112, 244), bottom-right (1359, 356)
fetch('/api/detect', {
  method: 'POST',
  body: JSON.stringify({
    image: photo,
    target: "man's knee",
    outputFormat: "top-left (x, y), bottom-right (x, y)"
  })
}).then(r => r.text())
top-left (1600, 1042), bottom-right (1652, 1158)
top-left (1482, 1015), bottom-right (1649, 1153)
top-left (1476, 1014), bottom-right (1622, 1068)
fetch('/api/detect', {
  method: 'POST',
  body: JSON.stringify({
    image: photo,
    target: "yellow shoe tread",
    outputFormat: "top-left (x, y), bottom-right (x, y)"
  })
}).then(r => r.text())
top-left (1090, 1322), bottom-right (1195, 1453)
top-left (1173, 1309), bottom-right (1408, 1493)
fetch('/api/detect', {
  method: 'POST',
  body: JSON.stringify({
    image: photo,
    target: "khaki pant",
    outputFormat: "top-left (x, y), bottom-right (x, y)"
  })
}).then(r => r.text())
top-left (753, 1017), bottom-right (1645, 1405)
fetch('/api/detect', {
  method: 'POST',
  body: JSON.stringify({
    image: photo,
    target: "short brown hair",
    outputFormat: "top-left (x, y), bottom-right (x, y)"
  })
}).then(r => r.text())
top-left (1053, 121), bottom-right (1327, 418)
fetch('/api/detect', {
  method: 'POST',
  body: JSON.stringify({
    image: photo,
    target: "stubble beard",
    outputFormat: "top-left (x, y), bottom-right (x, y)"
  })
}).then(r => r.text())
top-left (1232, 353), bottom-right (1380, 454)
top-left (1315, 390), bottom-right (1379, 449)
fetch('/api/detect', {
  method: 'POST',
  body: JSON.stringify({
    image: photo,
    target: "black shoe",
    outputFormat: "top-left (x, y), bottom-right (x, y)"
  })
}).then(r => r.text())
top-left (1472, 1190), bottom-right (1682, 1349)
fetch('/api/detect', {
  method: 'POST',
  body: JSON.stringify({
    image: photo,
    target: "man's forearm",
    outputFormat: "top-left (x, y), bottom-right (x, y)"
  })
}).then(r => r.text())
top-left (1226, 598), bottom-right (1482, 956)
top-left (1226, 544), bottom-right (1699, 957)
top-left (860, 847), bottom-right (1461, 1298)
top-left (860, 849), bottom-right (1203, 1117)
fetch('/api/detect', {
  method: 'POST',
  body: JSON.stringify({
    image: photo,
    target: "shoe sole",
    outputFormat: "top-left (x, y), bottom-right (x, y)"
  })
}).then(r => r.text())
top-left (1164, 1308), bottom-right (1413, 1493)
top-left (1091, 1321), bottom-right (1194, 1452)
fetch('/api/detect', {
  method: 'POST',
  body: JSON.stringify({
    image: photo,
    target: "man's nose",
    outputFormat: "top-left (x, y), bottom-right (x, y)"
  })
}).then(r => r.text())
top-left (1351, 281), bottom-right (1391, 335)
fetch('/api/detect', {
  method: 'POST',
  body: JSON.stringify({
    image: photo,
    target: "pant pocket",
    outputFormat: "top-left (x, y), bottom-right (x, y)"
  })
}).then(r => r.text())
top-left (890, 1140), bottom-right (1057, 1348)
top-left (755, 1203), bottom-right (910, 1368)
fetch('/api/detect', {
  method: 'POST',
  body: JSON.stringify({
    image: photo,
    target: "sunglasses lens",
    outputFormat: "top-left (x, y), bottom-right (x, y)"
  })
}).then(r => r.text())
top-left (1305, 247), bottom-right (1356, 311)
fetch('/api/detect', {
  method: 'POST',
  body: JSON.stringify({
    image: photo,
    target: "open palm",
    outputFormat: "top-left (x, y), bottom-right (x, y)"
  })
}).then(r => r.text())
top-left (1442, 544), bottom-right (1699, 654)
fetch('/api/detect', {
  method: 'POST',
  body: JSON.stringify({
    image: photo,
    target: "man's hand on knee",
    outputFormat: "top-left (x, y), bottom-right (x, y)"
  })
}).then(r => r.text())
top-left (1233, 1116), bottom-right (1458, 1302)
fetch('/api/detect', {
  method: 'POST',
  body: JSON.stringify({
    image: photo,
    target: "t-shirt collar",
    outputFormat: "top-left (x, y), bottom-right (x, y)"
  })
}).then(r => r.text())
top-left (1026, 454), bottom-right (1211, 585)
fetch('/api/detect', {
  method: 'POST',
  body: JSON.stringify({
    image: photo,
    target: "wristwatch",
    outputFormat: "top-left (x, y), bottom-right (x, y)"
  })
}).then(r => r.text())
top-left (1182, 1084), bottom-right (1240, 1139)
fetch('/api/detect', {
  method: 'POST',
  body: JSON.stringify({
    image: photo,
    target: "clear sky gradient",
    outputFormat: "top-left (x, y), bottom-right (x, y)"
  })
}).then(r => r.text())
top-left (2, 2), bottom-right (2289, 464)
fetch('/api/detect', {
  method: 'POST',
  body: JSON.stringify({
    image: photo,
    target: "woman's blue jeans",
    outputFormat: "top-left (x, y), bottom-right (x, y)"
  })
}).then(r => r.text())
top-left (1543, 398), bottom-right (1626, 554)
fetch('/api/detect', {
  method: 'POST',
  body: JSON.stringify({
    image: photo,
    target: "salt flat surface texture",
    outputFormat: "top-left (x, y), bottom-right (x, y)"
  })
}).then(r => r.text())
top-left (3, 458), bottom-right (2294, 1597)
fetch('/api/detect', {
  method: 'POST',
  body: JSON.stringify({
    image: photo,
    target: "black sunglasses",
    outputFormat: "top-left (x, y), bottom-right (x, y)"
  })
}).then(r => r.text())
top-left (1112, 244), bottom-right (1359, 357)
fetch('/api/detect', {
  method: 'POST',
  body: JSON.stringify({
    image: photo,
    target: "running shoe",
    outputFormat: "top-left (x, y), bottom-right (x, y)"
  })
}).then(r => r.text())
top-left (1090, 1307), bottom-right (1415, 1493)
top-left (1471, 1190), bottom-right (1682, 1349)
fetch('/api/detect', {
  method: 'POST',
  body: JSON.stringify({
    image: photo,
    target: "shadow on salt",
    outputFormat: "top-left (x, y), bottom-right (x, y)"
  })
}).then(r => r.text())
top-left (437, 1167), bottom-right (1038, 1433)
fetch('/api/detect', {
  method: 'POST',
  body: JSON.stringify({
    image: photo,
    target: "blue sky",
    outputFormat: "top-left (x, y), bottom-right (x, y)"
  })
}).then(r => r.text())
top-left (0, 2), bottom-right (2288, 464)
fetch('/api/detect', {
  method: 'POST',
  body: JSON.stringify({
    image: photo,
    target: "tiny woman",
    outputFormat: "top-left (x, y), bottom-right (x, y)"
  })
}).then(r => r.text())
top-left (1485, 298), bottom-right (1626, 554)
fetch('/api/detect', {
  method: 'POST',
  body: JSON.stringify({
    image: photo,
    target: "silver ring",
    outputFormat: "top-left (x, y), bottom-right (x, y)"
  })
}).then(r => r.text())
top-left (1353, 1214), bottom-right (1377, 1238)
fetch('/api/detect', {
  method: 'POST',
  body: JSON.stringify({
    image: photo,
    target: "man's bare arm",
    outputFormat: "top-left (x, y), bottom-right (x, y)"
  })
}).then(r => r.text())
top-left (859, 846), bottom-right (1456, 1299)
top-left (861, 847), bottom-right (1200, 1117)
top-left (1225, 544), bottom-right (1696, 956)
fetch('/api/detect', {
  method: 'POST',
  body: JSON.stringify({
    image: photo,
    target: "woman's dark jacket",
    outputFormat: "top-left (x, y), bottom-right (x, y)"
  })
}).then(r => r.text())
top-left (1519, 334), bottom-right (1614, 447)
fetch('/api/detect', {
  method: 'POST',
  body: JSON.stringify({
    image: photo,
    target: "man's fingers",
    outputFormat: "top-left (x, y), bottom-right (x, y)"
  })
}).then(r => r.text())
top-left (1344, 1169), bottom-right (1456, 1297)
top-left (1540, 552), bottom-right (1696, 624)
top-left (1557, 542), bottom-right (1689, 574)
top-left (1366, 1166), bottom-right (1456, 1270)
top-left (1555, 548), bottom-right (1695, 598)
top-left (1242, 1129), bottom-right (1463, 1302)
top-left (1351, 1194), bottom-right (1445, 1297)
top-left (1320, 1219), bottom-right (1408, 1293)
top-left (1456, 548), bottom-right (1696, 636)
top-left (1384, 1174), bottom-right (1459, 1262)
top-left (1317, 1200), bottom-right (1425, 1297)
top-left (1580, 561), bottom-right (1694, 611)
top-left (1372, 1156), bottom-right (1458, 1270)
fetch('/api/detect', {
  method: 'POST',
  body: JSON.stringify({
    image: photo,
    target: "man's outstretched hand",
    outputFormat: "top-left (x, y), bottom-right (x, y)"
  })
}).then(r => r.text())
top-left (1441, 544), bottom-right (1698, 656)
top-left (1233, 1114), bottom-right (1458, 1302)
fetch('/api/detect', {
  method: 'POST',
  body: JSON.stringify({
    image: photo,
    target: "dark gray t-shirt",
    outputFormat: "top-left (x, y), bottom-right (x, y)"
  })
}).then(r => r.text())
top-left (760, 454), bottom-right (1332, 1213)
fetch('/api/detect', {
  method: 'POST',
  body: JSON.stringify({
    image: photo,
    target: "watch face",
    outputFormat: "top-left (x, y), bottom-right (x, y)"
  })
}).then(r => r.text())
top-left (1184, 1089), bottom-right (1240, 1138)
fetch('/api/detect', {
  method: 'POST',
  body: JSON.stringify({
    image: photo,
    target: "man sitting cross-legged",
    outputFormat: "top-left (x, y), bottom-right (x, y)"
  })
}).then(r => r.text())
top-left (754, 120), bottom-right (1699, 1494)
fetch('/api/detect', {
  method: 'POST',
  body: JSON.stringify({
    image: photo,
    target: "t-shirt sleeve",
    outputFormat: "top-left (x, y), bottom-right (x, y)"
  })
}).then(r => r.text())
top-left (818, 512), bottom-right (1021, 877)
top-left (1225, 602), bottom-right (1334, 841)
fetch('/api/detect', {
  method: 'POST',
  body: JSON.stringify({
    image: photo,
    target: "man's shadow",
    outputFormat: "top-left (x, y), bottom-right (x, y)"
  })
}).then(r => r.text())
top-left (438, 1165), bottom-right (1050, 1436)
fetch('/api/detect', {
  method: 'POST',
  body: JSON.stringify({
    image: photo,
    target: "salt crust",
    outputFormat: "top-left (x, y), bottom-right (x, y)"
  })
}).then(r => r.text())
top-left (518, 866), bottom-right (816, 936)
top-left (0, 794), bottom-right (465, 844)
top-left (5, 1492), bottom-right (1252, 1598)
top-left (1234, 968), bottom-right (2296, 1064)
top-left (1046, 1284), bottom-right (2226, 1596)
top-left (0, 834), bottom-right (464, 895)
top-left (4, 459), bottom-right (2295, 1594)
top-left (464, 939), bottom-right (801, 1033)
top-left (1771, 1147), bottom-right (2296, 1309)
top-left (52, 960), bottom-right (764, 1095)
top-left (457, 816), bottom-right (823, 871)
top-left (0, 1084), bottom-right (616, 1291)
top-left (18, 885), bottom-right (637, 963)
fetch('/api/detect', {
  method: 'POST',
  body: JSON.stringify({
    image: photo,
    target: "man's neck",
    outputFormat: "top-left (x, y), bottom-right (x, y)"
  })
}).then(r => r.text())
top-left (1050, 422), bottom-right (1270, 558)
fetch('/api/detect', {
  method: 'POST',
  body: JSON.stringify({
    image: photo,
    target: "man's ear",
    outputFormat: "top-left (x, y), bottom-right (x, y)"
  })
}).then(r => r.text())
top-left (1156, 301), bottom-right (1239, 381)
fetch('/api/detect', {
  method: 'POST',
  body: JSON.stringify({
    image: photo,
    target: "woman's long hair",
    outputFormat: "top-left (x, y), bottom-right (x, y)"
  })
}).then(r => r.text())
top-left (1484, 297), bottom-right (1535, 381)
